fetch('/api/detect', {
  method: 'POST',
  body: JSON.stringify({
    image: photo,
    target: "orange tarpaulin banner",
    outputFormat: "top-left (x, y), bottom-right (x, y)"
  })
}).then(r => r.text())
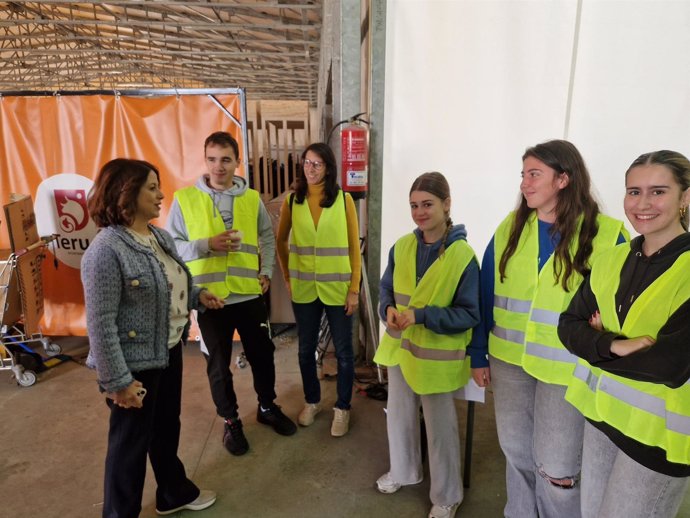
top-left (0, 90), bottom-right (247, 335)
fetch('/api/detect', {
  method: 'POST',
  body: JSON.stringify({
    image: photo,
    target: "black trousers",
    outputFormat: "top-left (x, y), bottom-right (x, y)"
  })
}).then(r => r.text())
top-left (197, 295), bottom-right (277, 419)
top-left (102, 343), bottom-right (199, 518)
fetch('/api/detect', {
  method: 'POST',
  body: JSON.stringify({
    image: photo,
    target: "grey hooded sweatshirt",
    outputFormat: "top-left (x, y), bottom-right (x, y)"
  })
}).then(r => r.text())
top-left (166, 174), bottom-right (275, 305)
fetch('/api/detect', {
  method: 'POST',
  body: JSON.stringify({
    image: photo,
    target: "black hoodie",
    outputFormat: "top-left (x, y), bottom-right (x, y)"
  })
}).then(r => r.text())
top-left (558, 232), bottom-right (690, 476)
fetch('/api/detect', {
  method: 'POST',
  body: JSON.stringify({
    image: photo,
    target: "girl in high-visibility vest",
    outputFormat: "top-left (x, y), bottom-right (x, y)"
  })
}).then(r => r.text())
top-left (559, 150), bottom-right (690, 518)
top-left (276, 142), bottom-right (361, 437)
top-left (374, 172), bottom-right (480, 518)
top-left (470, 140), bottom-right (628, 518)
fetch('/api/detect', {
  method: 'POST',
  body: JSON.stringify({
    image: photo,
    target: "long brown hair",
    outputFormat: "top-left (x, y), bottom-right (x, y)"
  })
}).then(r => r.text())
top-left (498, 140), bottom-right (600, 290)
top-left (295, 143), bottom-right (340, 207)
top-left (410, 172), bottom-right (453, 256)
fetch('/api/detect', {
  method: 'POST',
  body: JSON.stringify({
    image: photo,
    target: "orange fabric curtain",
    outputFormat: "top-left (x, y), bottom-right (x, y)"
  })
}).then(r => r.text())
top-left (0, 91), bottom-right (246, 335)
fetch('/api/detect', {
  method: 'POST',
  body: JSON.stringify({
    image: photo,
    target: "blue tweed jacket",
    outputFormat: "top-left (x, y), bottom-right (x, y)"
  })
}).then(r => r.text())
top-left (81, 225), bottom-right (203, 393)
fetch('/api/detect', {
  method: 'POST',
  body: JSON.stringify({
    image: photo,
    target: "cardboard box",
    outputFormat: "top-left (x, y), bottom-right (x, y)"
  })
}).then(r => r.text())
top-left (4, 193), bottom-right (39, 253)
top-left (2, 195), bottom-right (44, 335)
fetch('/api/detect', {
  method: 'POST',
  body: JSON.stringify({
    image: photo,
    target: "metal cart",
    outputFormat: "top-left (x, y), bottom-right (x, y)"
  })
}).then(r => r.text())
top-left (0, 237), bottom-right (61, 387)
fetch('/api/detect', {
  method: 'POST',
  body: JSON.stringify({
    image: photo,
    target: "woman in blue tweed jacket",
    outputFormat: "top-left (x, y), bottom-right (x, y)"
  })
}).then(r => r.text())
top-left (81, 158), bottom-right (223, 518)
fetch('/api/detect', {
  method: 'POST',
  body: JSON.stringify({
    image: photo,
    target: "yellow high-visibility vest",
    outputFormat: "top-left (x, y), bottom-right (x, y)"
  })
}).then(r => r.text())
top-left (566, 245), bottom-right (690, 465)
top-left (490, 211), bottom-right (626, 385)
top-left (521, 214), bottom-right (626, 384)
top-left (288, 190), bottom-right (351, 305)
top-left (374, 233), bottom-right (475, 394)
top-left (175, 186), bottom-right (261, 298)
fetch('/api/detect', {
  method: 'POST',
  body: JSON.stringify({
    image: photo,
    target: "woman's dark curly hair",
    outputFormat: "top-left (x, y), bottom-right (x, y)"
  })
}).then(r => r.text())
top-left (88, 158), bottom-right (160, 228)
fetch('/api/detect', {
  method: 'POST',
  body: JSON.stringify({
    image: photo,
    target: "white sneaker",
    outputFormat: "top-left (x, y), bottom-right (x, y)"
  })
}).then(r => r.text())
top-left (156, 489), bottom-right (217, 515)
top-left (376, 471), bottom-right (424, 494)
top-left (428, 502), bottom-right (460, 518)
top-left (331, 407), bottom-right (350, 437)
top-left (376, 472), bottom-right (402, 494)
top-left (298, 402), bottom-right (321, 426)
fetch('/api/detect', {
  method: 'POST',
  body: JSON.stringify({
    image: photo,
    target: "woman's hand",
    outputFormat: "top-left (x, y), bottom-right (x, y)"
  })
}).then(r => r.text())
top-left (589, 310), bottom-right (603, 331)
top-left (259, 274), bottom-right (270, 294)
top-left (398, 309), bottom-right (416, 330)
top-left (472, 367), bottom-right (491, 387)
top-left (200, 290), bottom-right (224, 309)
top-left (611, 336), bottom-right (655, 357)
top-left (386, 306), bottom-right (402, 330)
top-left (345, 291), bottom-right (359, 316)
top-left (108, 380), bottom-right (145, 409)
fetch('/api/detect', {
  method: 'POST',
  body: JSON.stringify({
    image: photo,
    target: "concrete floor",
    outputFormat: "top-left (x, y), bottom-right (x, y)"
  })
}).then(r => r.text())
top-left (1, 330), bottom-right (689, 518)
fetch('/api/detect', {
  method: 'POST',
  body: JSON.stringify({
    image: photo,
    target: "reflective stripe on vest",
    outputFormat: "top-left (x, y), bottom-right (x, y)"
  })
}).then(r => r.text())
top-left (572, 364), bottom-right (690, 436)
top-left (489, 212), bottom-right (540, 365)
top-left (530, 308), bottom-right (560, 326)
top-left (289, 244), bottom-right (349, 256)
top-left (400, 338), bottom-right (467, 361)
top-left (494, 295), bottom-right (532, 314)
top-left (374, 233), bottom-right (476, 395)
top-left (490, 211), bottom-right (625, 383)
top-left (522, 214), bottom-right (623, 384)
top-left (288, 270), bottom-right (351, 283)
top-left (393, 291), bottom-right (411, 307)
top-left (175, 186), bottom-right (261, 298)
top-left (288, 190), bottom-right (351, 305)
top-left (566, 246), bottom-right (690, 464)
top-left (525, 341), bottom-right (578, 364)
top-left (573, 362), bottom-right (599, 391)
top-left (492, 325), bottom-right (525, 346)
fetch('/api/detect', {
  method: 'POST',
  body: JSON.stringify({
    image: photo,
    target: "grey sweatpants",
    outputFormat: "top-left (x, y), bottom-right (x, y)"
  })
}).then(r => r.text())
top-left (385, 365), bottom-right (463, 506)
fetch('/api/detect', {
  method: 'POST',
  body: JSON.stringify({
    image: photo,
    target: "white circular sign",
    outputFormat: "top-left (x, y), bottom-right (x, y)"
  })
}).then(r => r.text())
top-left (34, 174), bottom-right (97, 269)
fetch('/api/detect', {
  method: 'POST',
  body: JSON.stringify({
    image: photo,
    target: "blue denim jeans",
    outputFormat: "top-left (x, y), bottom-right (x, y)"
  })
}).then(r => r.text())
top-left (292, 298), bottom-right (354, 409)
top-left (581, 420), bottom-right (689, 518)
top-left (491, 356), bottom-right (583, 518)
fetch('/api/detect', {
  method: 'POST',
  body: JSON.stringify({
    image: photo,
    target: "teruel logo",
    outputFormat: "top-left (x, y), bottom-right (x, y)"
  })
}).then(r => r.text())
top-left (53, 189), bottom-right (89, 232)
top-left (35, 174), bottom-right (97, 269)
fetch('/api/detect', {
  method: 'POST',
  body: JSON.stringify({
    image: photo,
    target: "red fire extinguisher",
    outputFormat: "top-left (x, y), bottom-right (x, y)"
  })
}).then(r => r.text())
top-left (339, 115), bottom-right (369, 200)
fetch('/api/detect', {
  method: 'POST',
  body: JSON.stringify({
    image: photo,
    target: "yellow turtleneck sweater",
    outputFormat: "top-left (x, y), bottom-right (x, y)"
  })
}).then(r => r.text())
top-left (276, 182), bottom-right (361, 295)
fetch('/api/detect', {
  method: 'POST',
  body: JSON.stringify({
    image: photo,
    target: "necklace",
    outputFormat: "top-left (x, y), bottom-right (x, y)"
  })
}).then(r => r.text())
top-left (126, 227), bottom-right (156, 248)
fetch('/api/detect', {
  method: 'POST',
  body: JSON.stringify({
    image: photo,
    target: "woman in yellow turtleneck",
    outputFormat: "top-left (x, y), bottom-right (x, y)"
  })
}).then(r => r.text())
top-left (276, 142), bottom-right (361, 437)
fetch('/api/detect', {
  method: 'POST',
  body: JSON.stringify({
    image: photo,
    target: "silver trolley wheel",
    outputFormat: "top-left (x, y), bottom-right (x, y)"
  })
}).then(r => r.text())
top-left (41, 338), bottom-right (62, 356)
top-left (17, 369), bottom-right (37, 387)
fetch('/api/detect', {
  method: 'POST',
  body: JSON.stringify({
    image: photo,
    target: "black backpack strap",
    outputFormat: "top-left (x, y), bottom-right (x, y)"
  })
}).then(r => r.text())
top-left (289, 192), bottom-right (295, 212)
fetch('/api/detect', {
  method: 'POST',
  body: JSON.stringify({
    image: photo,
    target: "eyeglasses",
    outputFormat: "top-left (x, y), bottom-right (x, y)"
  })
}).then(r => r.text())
top-left (302, 159), bottom-right (325, 171)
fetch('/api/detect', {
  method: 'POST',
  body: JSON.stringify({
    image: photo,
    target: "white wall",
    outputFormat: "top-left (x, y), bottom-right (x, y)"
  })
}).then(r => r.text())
top-left (382, 0), bottom-right (690, 266)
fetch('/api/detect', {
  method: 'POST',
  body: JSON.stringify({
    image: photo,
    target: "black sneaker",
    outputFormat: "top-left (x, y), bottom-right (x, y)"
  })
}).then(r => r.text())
top-left (257, 404), bottom-right (297, 436)
top-left (223, 417), bottom-right (249, 456)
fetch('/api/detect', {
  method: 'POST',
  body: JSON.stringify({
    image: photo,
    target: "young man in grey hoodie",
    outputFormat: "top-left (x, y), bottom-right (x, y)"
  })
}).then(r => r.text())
top-left (167, 131), bottom-right (296, 456)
